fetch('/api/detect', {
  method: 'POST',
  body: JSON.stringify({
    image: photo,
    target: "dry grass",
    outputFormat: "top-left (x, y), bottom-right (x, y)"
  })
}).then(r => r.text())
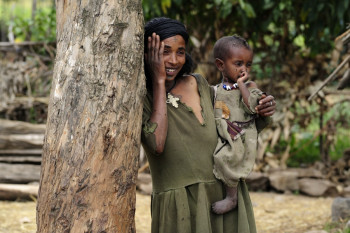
top-left (0, 192), bottom-right (337, 233)
top-left (0, 200), bottom-right (36, 233)
top-left (251, 192), bottom-right (334, 233)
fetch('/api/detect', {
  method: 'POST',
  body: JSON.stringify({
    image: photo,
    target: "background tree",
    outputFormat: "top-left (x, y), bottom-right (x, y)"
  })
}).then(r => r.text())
top-left (142, 0), bottom-right (350, 84)
top-left (36, 0), bottom-right (144, 232)
top-left (141, 0), bottom-right (350, 168)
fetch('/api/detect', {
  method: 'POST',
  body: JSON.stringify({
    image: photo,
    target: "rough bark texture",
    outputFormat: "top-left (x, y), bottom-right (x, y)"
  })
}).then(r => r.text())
top-left (36, 0), bottom-right (144, 232)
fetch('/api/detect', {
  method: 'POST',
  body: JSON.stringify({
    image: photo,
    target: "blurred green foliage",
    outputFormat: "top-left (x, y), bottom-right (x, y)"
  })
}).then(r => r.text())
top-left (285, 101), bottom-right (350, 166)
top-left (0, 0), bottom-right (55, 42)
top-left (12, 8), bottom-right (56, 42)
top-left (142, 0), bottom-right (350, 56)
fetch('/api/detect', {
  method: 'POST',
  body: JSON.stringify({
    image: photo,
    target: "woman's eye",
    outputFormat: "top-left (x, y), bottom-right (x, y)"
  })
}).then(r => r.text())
top-left (163, 50), bottom-right (169, 54)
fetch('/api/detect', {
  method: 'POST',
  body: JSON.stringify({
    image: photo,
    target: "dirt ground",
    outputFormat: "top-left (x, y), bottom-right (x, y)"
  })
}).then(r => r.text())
top-left (0, 192), bottom-right (335, 233)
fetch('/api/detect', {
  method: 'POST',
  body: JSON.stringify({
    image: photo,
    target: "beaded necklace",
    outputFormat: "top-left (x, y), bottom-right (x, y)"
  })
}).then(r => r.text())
top-left (222, 82), bottom-right (238, 90)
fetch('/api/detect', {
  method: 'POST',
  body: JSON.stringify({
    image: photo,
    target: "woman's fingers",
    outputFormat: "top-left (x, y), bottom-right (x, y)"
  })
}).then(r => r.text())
top-left (151, 33), bottom-right (156, 57)
top-left (256, 106), bottom-right (275, 116)
top-left (148, 33), bottom-right (163, 62)
top-left (258, 95), bottom-right (274, 105)
top-left (255, 94), bottom-right (276, 116)
top-left (159, 41), bottom-right (164, 56)
top-left (145, 33), bottom-right (166, 81)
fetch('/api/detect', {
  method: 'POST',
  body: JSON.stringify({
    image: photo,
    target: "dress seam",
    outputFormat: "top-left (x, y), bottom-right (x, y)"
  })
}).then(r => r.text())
top-left (152, 180), bottom-right (218, 194)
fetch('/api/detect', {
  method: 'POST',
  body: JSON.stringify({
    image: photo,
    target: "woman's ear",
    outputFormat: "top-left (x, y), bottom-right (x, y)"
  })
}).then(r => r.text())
top-left (215, 58), bottom-right (224, 71)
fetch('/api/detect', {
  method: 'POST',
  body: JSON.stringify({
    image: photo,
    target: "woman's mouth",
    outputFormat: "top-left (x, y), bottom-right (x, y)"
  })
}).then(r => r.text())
top-left (166, 68), bottom-right (177, 76)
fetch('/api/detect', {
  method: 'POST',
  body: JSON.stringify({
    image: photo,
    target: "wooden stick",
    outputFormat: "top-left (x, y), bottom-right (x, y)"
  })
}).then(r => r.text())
top-left (138, 162), bottom-right (149, 173)
top-left (308, 55), bottom-right (350, 101)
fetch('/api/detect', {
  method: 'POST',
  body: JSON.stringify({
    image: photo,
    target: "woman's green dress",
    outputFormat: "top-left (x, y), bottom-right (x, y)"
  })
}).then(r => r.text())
top-left (141, 74), bottom-right (256, 233)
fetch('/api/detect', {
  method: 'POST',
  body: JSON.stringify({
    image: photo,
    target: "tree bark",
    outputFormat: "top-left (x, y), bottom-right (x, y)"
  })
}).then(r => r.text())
top-left (36, 0), bottom-right (144, 232)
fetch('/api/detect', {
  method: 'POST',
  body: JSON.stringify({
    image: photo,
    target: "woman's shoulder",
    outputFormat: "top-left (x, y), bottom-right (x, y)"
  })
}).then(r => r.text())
top-left (188, 73), bottom-right (205, 82)
top-left (183, 73), bottom-right (211, 88)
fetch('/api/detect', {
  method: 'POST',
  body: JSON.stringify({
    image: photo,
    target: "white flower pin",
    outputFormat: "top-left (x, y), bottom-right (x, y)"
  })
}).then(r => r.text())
top-left (166, 93), bottom-right (180, 108)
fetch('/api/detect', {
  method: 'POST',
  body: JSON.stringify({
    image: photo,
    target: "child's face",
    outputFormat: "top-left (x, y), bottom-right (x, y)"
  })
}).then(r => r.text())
top-left (217, 47), bottom-right (253, 83)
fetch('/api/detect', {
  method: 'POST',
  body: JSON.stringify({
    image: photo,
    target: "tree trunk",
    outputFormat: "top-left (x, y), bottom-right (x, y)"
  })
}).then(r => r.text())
top-left (36, 0), bottom-right (144, 232)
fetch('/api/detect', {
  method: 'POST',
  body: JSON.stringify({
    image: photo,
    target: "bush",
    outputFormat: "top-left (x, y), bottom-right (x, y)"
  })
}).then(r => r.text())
top-left (11, 8), bottom-right (56, 42)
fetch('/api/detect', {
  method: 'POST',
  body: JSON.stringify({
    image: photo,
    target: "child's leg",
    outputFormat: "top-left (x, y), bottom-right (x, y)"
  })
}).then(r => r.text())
top-left (212, 185), bottom-right (238, 214)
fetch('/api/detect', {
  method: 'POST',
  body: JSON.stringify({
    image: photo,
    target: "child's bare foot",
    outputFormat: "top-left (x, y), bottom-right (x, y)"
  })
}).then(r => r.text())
top-left (212, 197), bottom-right (237, 214)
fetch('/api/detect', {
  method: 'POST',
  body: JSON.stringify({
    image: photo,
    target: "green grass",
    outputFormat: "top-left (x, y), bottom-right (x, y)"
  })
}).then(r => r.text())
top-left (324, 217), bottom-right (350, 233)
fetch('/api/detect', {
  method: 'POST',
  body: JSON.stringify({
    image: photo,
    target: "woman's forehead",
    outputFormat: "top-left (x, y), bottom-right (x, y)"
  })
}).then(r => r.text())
top-left (162, 35), bottom-right (186, 47)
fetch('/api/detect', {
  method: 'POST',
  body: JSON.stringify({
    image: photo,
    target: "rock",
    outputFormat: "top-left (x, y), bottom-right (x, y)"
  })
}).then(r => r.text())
top-left (137, 173), bottom-right (152, 184)
top-left (246, 172), bottom-right (269, 191)
top-left (331, 197), bottom-right (350, 221)
top-left (288, 167), bottom-right (324, 178)
top-left (344, 186), bottom-right (350, 198)
top-left (138, 183), bottom-right (152, 195)
top-left (346, 220), bottom-right (350, 230)
top-left (299, 178), bottom-right (338, 197)
top-left (137, 173), bottom-right (152, 195)
top-left (269, 170), bottom-right (299, 192)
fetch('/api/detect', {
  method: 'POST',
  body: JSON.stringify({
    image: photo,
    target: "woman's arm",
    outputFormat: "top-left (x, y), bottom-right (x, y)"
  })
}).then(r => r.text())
top-left (255, 94), bottom-right (276, 116)
top-left (145, 33), bottom-right (168, 154)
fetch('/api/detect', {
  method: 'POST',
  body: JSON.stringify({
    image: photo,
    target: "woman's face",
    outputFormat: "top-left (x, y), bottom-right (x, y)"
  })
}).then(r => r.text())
top-left (162, 35), bottom-right (186, 81)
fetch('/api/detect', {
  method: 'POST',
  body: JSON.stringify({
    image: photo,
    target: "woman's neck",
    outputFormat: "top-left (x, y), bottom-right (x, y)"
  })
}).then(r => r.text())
top-left (165, 79), bottom-right (177, 93)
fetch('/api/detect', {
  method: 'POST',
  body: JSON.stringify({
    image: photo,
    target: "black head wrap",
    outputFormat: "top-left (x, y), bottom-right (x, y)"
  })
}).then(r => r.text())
top-left (144, 17), bottom-right (189, 52)
top-left (144, 17), bottom-right (193, 90)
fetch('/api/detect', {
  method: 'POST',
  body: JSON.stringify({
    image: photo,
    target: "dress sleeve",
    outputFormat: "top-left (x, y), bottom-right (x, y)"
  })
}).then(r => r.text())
top-left (241, 87), bottom-right (272, 133)
top-left (241, 87), bottom-right (263, 114)
top-left (141, 93), bottom-right (158, 154)
top-left (256, 116), bottom-right (272, 133)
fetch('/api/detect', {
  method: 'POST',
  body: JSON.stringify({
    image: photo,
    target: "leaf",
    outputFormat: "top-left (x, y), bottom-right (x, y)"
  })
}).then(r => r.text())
top-left (214, 0), bottom-right (222, 6)
top-left (263, 0), bottom-right (274, 10)
top-left (161, 0), bottom-right (171, 14)
top-left (238, 0), bottom-right (245, 9)
top-left (243, 3), bottom-right (256, 18)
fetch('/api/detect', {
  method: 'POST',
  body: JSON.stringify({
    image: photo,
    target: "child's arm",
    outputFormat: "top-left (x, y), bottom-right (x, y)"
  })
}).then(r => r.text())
top-left (237, 71), bottom-right (257, 109)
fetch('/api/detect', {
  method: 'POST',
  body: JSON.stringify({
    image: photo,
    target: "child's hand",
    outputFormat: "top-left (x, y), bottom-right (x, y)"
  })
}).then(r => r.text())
top-left (237, 71), bottom-right (249, 84)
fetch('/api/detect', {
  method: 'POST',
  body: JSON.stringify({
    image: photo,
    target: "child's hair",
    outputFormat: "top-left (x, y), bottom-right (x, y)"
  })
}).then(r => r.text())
top-left (213, 35), bottom-right (252, 61)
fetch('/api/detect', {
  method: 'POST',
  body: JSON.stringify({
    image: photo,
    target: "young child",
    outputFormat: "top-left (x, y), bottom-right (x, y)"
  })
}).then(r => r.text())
top-left (211, 35), bottom-right (271, 214)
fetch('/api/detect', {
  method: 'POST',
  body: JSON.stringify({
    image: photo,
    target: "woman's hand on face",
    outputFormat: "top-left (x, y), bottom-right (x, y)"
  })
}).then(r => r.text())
top-left (255, 94), bottom-right (276, 117)
top-left (145, 33), bottom-right (166, 84)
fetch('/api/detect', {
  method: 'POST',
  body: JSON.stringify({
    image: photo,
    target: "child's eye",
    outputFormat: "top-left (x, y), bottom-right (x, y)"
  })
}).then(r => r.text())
top-left (235, 62), bottom-right (243, 66)
top-left (247, 63), bottom-right (252, 67)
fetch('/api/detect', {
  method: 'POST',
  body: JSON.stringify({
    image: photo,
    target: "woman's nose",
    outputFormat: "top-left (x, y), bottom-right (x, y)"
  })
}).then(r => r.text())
top-left (169, 53), bottom-right (177, 64)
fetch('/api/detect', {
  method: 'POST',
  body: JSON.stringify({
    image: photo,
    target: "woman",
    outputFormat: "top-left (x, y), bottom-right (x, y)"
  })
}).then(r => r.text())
top-left (141, 17), bottom-right (276, 233)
